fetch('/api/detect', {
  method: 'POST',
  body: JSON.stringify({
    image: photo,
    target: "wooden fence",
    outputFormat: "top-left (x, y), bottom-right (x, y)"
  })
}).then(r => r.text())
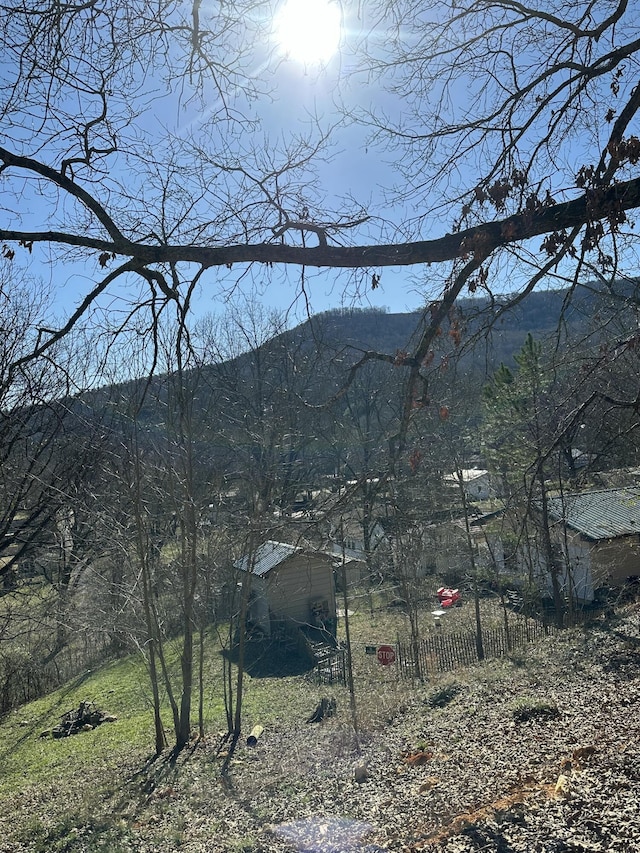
top-left (396, 617), bottom-right (559, 680)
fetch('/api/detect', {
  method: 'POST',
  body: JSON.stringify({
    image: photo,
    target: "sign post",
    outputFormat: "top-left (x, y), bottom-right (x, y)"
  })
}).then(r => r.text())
top-left (376, 644), bottom-right (396, 666)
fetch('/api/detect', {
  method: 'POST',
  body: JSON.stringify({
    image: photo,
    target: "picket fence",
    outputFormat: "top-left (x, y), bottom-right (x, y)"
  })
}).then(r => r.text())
top-left (395, 617), bottom-right (559, 680)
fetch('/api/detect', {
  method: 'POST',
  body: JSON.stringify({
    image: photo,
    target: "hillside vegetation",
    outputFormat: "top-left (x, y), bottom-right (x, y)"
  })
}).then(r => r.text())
top-left (1, 600), bottom-right (639, 852)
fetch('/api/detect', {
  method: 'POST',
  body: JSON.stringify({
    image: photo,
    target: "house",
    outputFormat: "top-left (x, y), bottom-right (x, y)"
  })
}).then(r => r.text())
top-left (329, 517), bottom-right (386, 562)
top-left (540, 487), bottom-right (640, 603)
top-left (328, 516), bottom-right (388, 586)
top-left (443, 469), bottom-right (494, 502)
top-left (421, 515), bottom-right (505, 581)
top-left (237, 540), bottom-right (337, 637)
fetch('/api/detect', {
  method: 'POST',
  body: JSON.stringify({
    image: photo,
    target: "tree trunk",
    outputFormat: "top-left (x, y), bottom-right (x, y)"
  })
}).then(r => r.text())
top-left (233, 558), bottom-right (253, 737)
top-left (340, 532), bottom-right (359, 747)
top-left (456, 464), bottom-right (484, 661)
top-left (539, 478), bottom-right (565, 628)
top-left (148, 639), bottom-right (168, 755)
top-left (198, 625), bottom-right (205, 741)
top-left (176, 507), bottom-right (198, 749)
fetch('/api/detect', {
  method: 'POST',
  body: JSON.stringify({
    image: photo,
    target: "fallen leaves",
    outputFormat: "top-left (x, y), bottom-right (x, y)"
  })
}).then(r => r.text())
top-left (402, 749), bottom-right (434, 767)
top-left (3, 608), bottom-right (640, 853)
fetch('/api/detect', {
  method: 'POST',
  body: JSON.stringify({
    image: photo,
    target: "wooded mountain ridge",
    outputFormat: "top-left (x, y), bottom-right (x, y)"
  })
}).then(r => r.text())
top-left (239, 278), bottom-right (637, 374)
top-left (90, 278), bottom-right (637, 447)
top-left (68, 276), bottom-right (639, 507)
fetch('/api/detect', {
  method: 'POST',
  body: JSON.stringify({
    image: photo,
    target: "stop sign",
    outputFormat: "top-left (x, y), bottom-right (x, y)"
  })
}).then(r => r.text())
top-left (376, 644), bottom-right (396, 665)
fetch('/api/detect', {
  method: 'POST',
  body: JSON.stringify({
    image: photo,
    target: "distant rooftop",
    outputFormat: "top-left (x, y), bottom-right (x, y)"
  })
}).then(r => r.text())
top-left (443, 469), bottom-right (489, 483)
top-left (546, 488), bottom-right (640, 540)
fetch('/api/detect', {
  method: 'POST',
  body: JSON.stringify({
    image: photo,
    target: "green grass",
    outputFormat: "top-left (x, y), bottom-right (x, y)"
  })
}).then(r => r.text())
top-left (0, 596), bottom-right (553, 852)
top-left (0, 654), bottom-right (341, 851)
top-left (511, 696), bottom-right (560, 723)
top-left (0, 657), bottom-right (155, 794)
top-left (340, 584), bottom-right (520, 646)
top-left (0, 654), bottom-right (160, 852)
top-left (0, 638), bottom-right (243, 851)
top-left (0, 630), bottom-right (327, 797)
top-left (16, 812), bottom-right (135, 853)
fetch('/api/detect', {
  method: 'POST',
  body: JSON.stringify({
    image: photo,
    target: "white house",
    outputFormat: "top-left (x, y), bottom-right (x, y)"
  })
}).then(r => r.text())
top-left (443, 469), bottom-right (494, 502)
top-left (329, 517), bottom-right (386, 562)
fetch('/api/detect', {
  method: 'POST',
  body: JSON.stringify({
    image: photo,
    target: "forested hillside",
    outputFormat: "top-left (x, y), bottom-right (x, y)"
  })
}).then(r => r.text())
top-left (1, 274), bottom-right (639, 752)
top-left (230, 280), bottom-right (634, 383)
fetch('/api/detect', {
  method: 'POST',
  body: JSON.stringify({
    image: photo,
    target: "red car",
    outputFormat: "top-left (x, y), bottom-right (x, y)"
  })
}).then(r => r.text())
top-left (437, 586), bottom-right (462, 607)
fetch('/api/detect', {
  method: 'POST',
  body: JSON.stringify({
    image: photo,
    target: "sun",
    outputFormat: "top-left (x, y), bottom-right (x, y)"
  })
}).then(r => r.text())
top-left (274, 0), bottom-right (342, 65)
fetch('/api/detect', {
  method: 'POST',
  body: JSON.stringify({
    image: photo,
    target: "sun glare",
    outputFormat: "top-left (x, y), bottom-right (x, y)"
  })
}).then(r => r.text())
top-left (274, 0), bottom-right (342, 65)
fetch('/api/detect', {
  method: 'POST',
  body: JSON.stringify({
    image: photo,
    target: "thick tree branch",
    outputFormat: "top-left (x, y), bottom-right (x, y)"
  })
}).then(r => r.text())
top-left (2, 174), bottom-right (640, 270)
top-left (0, 147), bottom-right (126, 243)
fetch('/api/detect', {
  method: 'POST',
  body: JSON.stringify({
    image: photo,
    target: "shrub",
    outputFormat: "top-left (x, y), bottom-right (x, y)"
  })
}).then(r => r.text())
top-left (511, 697), bottom-right (560, 723)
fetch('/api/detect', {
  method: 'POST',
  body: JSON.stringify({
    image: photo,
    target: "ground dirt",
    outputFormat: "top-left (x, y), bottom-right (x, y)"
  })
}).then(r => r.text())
top-left (2, 603), bottom-right (640, 852)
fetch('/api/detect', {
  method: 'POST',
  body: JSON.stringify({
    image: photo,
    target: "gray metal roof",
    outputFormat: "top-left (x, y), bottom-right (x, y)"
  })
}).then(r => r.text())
top-left (546, 488), bottom-right (640, 540)
top-left (237, 540), bottom-right (299, 577)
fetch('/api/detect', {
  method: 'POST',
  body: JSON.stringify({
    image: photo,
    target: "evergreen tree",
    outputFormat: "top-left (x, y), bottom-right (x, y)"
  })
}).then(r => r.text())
top-left (482, 334), bottom-right (565, 624)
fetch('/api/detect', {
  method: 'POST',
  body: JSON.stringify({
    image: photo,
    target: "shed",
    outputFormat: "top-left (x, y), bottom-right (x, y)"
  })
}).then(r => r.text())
top-left (545, 487), bottom-right (640, 601)
top-left (237, 540), bottom-right (336, 637)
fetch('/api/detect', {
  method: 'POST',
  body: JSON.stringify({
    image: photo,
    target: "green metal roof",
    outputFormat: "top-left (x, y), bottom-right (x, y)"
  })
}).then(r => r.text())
top-left (546, 487), bottom-right (640, 540)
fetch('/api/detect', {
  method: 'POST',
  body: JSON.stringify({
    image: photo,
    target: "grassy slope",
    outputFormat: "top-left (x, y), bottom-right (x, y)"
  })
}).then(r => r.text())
top-left (2, 598), bottom-right (633, 853)
top-left (0, 598), bottom-right (518, 846)
top-left (0, 632), bottom-right (332, 852)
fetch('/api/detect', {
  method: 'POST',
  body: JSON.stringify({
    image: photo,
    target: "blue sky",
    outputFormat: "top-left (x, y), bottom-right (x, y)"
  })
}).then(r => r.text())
top-left (7, 0), bottom-right (633, 347)
top-left (4, 1), bottom-right (430, 331)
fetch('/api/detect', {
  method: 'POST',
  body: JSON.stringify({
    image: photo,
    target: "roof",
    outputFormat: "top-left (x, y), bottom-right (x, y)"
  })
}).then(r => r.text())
top-left (546, 488), bottom-right (640, 540)
top-left (443, 469), bottom-right (489, 483)
top-left (237, 540), bottom-right (299, 577)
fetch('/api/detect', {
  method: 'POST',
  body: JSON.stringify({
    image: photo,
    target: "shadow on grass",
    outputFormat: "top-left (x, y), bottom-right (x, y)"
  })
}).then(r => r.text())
top-left (117, 731), bottom-right (252, 827)
top-left (124, 735), bottom-right (207, 800)
top-left (223, 638), bottom-right (314, 679)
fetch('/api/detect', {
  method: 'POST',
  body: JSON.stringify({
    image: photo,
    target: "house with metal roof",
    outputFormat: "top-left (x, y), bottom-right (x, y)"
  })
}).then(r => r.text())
top-left (544, 487), bottom-right (640, 602)
top-left (237, 540), bottom-right (336, 637)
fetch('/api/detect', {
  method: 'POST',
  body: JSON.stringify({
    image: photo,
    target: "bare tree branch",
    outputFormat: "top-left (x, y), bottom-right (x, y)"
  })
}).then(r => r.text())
top-left (2, 145), bottom-right (640, 269)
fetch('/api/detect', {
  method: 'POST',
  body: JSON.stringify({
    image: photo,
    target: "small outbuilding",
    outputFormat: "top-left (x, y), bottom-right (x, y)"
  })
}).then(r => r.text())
top-left (237, 540), bottom-right (337, 637)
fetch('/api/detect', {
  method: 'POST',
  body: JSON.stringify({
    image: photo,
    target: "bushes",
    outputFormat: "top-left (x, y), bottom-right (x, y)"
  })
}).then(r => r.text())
top-left (0, 647), bottom-right (57, 714)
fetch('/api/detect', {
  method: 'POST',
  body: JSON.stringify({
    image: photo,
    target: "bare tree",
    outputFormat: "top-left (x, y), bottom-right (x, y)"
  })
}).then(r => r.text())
top-left (0, 266), bottom-right (121, 708)
top-left (206, 301), bottom-right (324, 518)
top-left (2, 2), bottom-right (640, 448)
